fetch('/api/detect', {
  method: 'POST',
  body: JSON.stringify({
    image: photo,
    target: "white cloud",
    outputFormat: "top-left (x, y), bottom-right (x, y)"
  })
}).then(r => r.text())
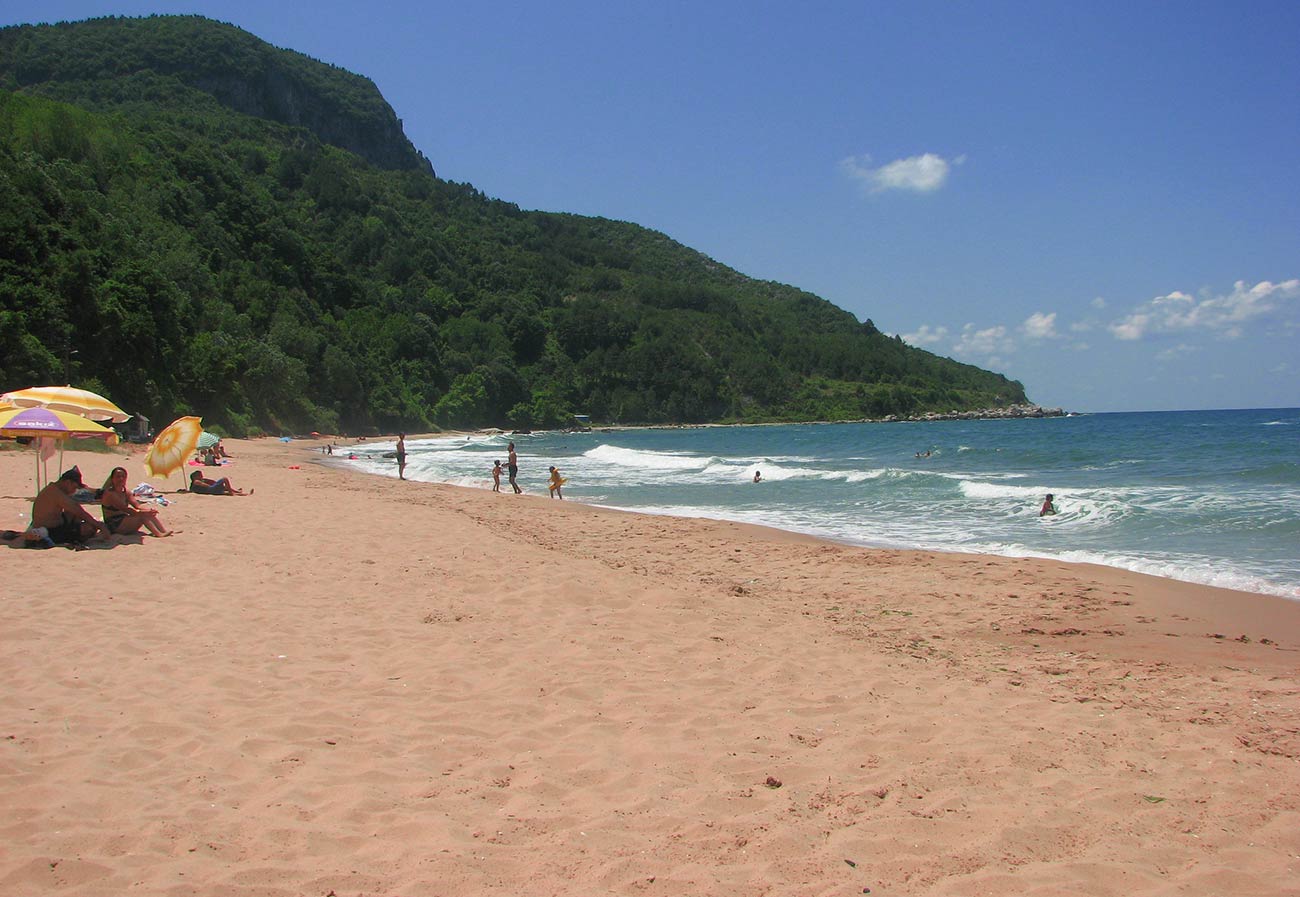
top-left (1155, 343), bottom-right (1197, 362)
top-left (1110, 313), bottom-right (1152, 341)
top-left (1021, 311), bottom-right (1059, 340)
top-left (1091, 296), bottom-right (1108, 310)
top-left (954, 323), bottom-right (1013, 357)
top-left (1109, 279), bottom-right (1300, 341)
top-left (840, 152), bottom-right (963, 194)
top-left (901, 324), bottom-right (949, 346)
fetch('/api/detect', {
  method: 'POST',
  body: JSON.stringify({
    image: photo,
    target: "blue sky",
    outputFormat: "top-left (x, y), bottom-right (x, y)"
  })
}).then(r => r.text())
top-left (4, 1), bottom-right (1297, 412)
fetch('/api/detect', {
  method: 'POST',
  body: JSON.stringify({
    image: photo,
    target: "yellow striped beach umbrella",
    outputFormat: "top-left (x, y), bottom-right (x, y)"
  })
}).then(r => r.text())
top-left (0, 385), bottom-right (131, 423)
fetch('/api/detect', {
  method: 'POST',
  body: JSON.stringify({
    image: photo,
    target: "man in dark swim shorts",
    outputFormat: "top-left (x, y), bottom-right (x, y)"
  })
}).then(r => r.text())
top-left (507, 441), bottom-right (522, 494)
top-left (30, 466), bottom-right (106, 544)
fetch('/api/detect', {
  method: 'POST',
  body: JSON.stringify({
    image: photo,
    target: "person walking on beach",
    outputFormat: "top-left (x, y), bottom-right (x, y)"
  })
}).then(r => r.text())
top-left (396, 433), bottom-right (407, 480)
top-left (548, 466), bottom-right (566, 499)
top-left (492, 460), bottom-right (502, 492)
top-left (507, 442), bottom-right (522, 494)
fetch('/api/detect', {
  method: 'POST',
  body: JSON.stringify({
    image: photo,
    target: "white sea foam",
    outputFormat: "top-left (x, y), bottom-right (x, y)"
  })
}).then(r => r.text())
top-left (980, 544), bottom-right (1300, 600)
top-left (585, 444), bottom-right (710, 470)
top-left (596, 501), bottom-right (1300, 600)
top-left (959, 481), bottom-right (1051, 500)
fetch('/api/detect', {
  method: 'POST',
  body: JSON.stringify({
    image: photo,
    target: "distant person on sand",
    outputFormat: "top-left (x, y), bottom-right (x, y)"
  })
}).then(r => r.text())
top-left (31, 466), bottom-right (106, 544)
top-left (492, 460), bottom-right (502, 492)
top-left (507, 442), bottom-right (522, 494)
top-left (753, 470), bottom-right (762, 483)
top-left (548, 466), bottom-right (566, 499)
top-left (396, 433), bottom-right (407, 480)
top-left (1039, 493), bottom-right (1057, 517)
top-left (189, 470), bottom-right (252, 496)
top-left (100, 467), bottom-right (175, 537)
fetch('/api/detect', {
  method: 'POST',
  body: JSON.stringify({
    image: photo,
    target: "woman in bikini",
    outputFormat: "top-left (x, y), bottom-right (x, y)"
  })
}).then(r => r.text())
top-left (100, 467), bottom-right (175, 537)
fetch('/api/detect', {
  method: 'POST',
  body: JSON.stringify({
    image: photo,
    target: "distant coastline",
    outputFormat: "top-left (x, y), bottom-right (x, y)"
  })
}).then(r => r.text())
top-left (579, 403), bottom-right (1069, 434)
top-left (876, 402), bottom-right (1068, 423)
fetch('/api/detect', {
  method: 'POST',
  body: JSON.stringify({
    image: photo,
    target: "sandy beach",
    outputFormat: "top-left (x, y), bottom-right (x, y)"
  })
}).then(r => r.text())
top-left (1, 437), bottom-right (1297, 896)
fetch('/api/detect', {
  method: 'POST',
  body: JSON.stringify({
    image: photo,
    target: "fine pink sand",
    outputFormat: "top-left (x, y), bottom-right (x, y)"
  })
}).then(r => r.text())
top-left (1, 438), bottom-right (1297, 896)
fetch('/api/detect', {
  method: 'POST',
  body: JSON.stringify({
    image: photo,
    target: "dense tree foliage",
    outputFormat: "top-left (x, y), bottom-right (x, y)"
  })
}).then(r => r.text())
top-left (0, 16), bottom-right (1027, 435)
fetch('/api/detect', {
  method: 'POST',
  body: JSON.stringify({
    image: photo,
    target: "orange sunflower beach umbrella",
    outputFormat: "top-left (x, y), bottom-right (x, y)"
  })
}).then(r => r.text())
top-left (0, 385), bottom-right (131, 423)
top-left (145, 416), bottom-right (203, 480)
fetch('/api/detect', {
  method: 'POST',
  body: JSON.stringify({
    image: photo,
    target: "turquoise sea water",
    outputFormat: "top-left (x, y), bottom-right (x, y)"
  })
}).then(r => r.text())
top-left (342, 408), bottom-right (1300, 599)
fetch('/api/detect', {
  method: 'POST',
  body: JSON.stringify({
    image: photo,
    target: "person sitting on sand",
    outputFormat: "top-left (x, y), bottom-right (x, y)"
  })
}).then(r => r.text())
top-left (1039, 493), bottom-right (1057, 517)
top-left (100, 467), bottom-right (175, 537)
top-left (31, 466), bottom-right (107, 544)
top-left (189, 470), bottom-right (252, 496)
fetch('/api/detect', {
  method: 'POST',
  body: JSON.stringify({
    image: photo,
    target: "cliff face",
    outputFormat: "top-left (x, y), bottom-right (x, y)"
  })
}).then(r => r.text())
top-left (0, 15), bottom-right (432, 174)
top-left (188, 67), bottom-right (429, 174)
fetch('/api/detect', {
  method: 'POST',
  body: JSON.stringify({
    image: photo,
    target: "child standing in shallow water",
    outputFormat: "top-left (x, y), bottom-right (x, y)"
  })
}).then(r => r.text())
top-left (492, 460), bottom-right (502, 492)
top-left (548, 466), bottom-right (566, 499)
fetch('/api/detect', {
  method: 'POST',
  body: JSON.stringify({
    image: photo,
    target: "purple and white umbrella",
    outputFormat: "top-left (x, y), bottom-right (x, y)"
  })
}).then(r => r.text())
top-left (0, 405), bottom-right (119, 492)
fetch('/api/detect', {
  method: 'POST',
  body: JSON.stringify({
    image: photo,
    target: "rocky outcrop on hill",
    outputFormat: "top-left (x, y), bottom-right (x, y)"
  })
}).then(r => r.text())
top-left (0, 15), bottom-right (432, 174)
top-left (883, 404), bottom-right (1068, 423)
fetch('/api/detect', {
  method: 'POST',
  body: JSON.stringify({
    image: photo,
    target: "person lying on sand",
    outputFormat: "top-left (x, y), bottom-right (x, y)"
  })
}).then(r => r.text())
top-left (189, 470), bottom-right (252, 496)
top-left (31, 466), bottom-right (107, 544)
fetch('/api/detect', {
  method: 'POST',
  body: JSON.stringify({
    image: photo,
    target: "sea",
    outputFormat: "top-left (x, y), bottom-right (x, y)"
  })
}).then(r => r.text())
top-left (339, 408), bottom-right (1300, 600)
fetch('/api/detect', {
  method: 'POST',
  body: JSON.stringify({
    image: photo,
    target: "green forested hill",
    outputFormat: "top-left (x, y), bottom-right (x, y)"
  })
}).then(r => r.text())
top-left (0, 15), bottom-right (1027, 435)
